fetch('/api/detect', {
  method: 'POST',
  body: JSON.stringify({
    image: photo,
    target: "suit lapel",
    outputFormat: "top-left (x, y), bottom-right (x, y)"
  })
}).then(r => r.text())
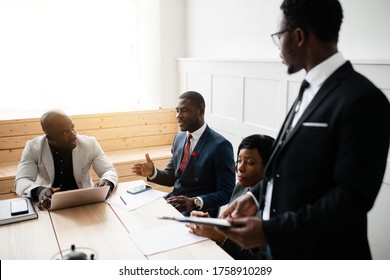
top-left (175, 133), bottom-right (187, 175)
top-left (72, 144), bottom-right (81, 184)
top-left (265, 61), bottom-right (352, 175)
top-left (264, 109), bottom-right (293, 176)
top-left (287, 62), bottom-right (351, 142)
top-left (42, 140), bottom-right (55, 182)
top-left (180, 126), bottom-right (210, 177)
top-left (285, 83), bottom-right (337, 142)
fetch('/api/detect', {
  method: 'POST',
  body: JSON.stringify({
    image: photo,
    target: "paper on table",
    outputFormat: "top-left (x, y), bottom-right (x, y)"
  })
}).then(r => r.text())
top-left (107, 181), bottom-right (167, 211)
top-left (131, 223), bottom-right (208, 255)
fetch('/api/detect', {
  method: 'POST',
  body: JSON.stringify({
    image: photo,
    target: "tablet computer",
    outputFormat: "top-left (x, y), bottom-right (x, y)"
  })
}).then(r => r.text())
top-left (158, 216), bottom-right (233, 229)
top-left (49, 186), bottom-right (110, 211)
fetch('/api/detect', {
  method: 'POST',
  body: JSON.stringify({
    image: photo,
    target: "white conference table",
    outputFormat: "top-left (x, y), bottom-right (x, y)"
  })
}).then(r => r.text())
top-left (0, 182), bottom-right (232, 260)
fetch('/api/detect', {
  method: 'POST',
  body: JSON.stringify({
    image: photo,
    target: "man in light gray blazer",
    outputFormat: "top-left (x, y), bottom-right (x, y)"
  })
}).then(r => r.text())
top-left (15, 110), bottom-right (118, 210)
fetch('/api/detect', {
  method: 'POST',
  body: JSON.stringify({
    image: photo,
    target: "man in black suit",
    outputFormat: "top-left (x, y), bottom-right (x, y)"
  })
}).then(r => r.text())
top-left (219, 0), bottom-right (390, 259)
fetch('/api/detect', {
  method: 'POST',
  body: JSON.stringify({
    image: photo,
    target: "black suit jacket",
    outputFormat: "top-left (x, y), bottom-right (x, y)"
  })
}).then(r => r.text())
top-left (149, 125), bottom-right (235, 217)
top-left (252, 61), bottom-right (390, 259)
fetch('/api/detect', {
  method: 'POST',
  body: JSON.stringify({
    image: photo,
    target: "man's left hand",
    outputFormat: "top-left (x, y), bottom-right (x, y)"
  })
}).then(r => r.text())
top-left (95, 179), bottom-right (112, 198)
top-left (166, 195), bottom-right (196, 212)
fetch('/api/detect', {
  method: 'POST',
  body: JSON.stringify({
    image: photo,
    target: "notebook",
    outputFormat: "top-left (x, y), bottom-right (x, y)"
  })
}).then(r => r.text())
top-left (49, 186), bottom-right (110, 211)
top-left (0, 197), bottom-right (38, 226)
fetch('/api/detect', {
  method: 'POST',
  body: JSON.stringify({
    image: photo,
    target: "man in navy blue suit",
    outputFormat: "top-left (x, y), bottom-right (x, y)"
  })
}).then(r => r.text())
top-left (219, 0), bottom-right (390, 259)
top-left (132, 91), bottom-right (235, 217)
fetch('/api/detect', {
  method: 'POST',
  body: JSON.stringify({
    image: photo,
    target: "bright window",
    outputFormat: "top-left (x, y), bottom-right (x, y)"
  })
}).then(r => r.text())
top-left (0, 0), bottom-right (159, 119)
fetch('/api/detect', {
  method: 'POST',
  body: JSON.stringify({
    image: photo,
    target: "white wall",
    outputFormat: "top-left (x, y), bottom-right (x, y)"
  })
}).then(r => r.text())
top-left (160, 0), bottom-right (185, 108)
top-left (184, 0), bottom-right (390, 61)
top-left (137, 0), bottom-right (185, 109)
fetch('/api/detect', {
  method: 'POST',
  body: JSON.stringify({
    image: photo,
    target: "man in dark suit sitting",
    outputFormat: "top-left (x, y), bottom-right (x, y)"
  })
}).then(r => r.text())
top-left (219, 0), bottom-right (390, 259)
top-left (132, 91), bottom-right (235, 217)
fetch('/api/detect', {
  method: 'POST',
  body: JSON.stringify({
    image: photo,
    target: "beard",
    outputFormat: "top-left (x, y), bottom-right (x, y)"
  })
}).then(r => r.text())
top-left (285, 48), bottom-right (303, 75)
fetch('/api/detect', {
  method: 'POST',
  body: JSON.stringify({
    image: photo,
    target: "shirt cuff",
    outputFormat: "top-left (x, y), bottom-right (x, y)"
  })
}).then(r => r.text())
top-left (196, 196), bottom-right (204, 209)
top-left (247, 191), bottom-right (260, 210)
top-left (31, 186), bottom-right (46, 201)
top-left (148, 167), bottom-right (158, 180)
top-left (103, 180), bottom-right (115, 192)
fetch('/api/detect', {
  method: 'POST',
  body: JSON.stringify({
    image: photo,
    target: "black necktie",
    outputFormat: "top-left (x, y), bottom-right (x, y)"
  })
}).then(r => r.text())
top-left (263, 79), bottom-right (310, 180)
top-left (280, 79), bottom-right (310, 143)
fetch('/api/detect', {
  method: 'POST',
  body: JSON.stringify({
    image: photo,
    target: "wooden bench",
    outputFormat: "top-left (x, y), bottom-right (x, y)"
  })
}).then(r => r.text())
top-left (0, 109), bottom-right (178, 200)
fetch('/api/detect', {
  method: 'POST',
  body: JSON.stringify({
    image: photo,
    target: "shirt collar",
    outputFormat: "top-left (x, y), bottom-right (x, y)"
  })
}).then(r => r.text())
top-left (305, 52), bottom-right (346, 90)
top-left (188, 122), bottom-right (207, 142)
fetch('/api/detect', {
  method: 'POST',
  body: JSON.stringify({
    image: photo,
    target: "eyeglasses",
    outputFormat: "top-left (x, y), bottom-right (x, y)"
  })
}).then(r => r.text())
top-left (271, 26), bottom-right (297, 47)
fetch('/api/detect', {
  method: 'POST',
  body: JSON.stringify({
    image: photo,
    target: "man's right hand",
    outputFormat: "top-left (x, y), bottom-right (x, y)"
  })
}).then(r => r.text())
top-left (37, 187), bottom-right (61, 210)
top-left (131, 153), bottom-right (155, 177)
top-left (220, 193), bottom-right (258, 219)
top-left (216, 217), bottom-right (266, 249)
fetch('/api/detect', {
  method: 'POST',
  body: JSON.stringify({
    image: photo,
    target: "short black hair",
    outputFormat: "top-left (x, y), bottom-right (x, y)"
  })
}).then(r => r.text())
top-left (179, 91), bottom-right (206, 109)
top-left (281, 0), bottom-right (343, 43)
top-left (237, 134), bottom-right (275, 166)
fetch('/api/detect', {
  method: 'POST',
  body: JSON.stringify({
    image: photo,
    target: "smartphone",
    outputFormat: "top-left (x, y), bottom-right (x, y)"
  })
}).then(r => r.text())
top-left (127, 185), bottom-right (152, 195)
top-left (10, 199), bottom-right (29, 216)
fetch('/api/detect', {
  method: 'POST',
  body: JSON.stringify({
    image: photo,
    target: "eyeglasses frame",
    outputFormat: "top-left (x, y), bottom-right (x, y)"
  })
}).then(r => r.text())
top-left (271, 26), bottom-right (299, 47)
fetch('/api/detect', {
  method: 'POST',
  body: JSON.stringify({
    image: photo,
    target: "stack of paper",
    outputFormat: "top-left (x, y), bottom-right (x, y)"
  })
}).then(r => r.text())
top-left (131, 223), bottom-right (208, 255)
top-left (107, 181), bottom-right (167, 211)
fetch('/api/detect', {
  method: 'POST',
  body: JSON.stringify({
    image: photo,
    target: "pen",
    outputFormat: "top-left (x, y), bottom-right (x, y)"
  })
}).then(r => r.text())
top-left (120, 196), bottom-right (127, 205)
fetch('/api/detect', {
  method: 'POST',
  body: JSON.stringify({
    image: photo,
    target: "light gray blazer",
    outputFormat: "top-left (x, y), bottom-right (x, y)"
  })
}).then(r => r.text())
top-left (15, 135), bottom-right (118, 197)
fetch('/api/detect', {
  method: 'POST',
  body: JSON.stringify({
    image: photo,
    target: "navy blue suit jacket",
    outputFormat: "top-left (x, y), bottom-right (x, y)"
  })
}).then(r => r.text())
top-left (252, 61), bottom-right (390, 259)
top-left (149, 125), bottom-right (235, 217)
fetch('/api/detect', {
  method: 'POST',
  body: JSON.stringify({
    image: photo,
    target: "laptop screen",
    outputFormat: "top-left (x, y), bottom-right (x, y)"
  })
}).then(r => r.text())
top-left (49, 186), bottom-right (110, 211)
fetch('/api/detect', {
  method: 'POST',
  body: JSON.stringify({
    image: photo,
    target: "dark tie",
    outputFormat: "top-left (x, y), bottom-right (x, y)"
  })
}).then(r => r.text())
top-left (263, 79), bottom-right (310, 180)
top-left (280, 79), bottom-right (310, 143)
top-left (179, 134), bottom-right (192, 173)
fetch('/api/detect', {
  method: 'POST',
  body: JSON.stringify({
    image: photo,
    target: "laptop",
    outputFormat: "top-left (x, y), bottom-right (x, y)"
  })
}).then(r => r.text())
top-left (49, 186), bottom-right (110, 211)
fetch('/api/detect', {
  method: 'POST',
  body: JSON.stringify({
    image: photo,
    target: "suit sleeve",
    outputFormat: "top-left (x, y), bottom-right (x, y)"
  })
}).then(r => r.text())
top-left (150, 156), bottom-right (177, 186)
top-left (200, 139), bottom-right (235, 211)
top-left (222, 238), bottom-right (263, 260)
top-left (148, 135), bottom-right (178, 187)
top-left (90, 138), bottom-right (118, 187)
top-left (249, 181), bottom-right (261, 201)
top-left (14, 140), bottom-right (43, 197)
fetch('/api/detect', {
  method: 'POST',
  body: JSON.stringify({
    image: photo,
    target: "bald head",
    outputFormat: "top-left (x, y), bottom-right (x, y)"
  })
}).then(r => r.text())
top-left (41, 110), bottom-right (71, 134)
top-left (40, 110), bottom-right (77, 151)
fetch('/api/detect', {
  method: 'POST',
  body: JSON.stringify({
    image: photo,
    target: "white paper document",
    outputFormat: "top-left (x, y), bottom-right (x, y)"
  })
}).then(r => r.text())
top-left (107, 181), bottom-right (167, 211)
top-left (131, 223), bottom-right (208, 255)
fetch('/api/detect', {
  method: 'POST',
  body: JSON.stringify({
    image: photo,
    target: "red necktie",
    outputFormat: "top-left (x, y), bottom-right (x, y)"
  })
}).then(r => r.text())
top-left (179, 134), bottom-right (192, 173)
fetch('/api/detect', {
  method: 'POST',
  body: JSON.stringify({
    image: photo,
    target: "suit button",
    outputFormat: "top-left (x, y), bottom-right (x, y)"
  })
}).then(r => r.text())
top-left (272, 209), bottom-right (276, 213)
top-left (195, 178), bottom-right (198, 181)
top-left (276, 174), bottom-right (280, 178)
